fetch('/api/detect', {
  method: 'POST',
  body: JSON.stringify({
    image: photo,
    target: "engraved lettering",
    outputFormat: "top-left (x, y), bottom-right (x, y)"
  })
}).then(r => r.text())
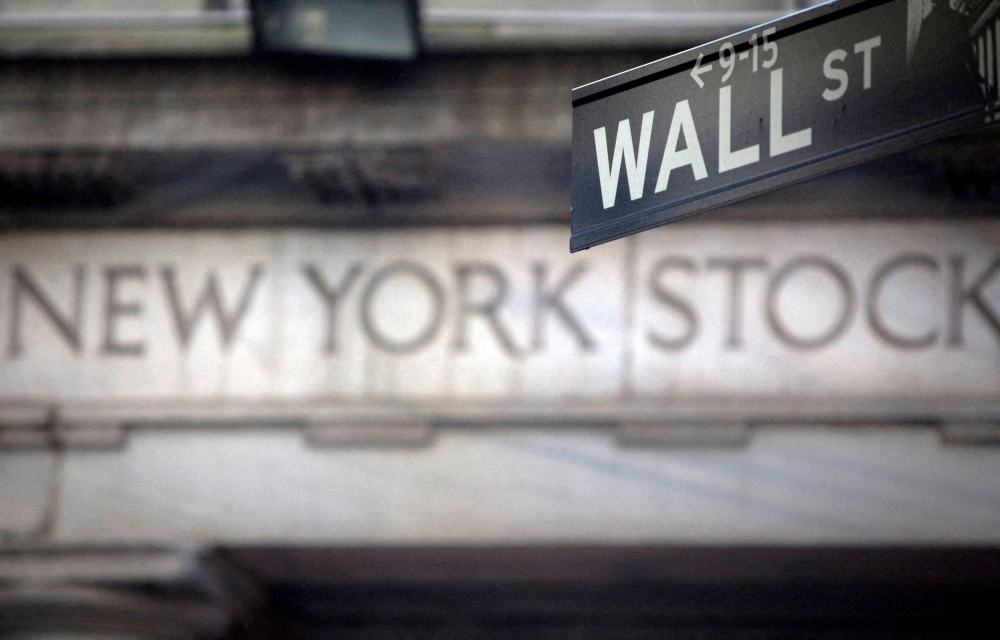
top-left (948, 255), bottom-right (1000, 347)
top-left (102, 265), bottom-right (146, 357)
top-left (647, 257), bottom-right (699, 350)
top-left (532, 263), bottom-right (595, 352)
top-left (707, 257), bottom-right (767, 349)
top-left (360, 262), bottom-right (444, 354)
top-left (767, 256), bottom-right (855, 349)
top-left (161, 265), bottom-right (264, 349)
top-left (867, 254), bottom-right (939, 349)
top-left (453, 263), bottom-right (520, 356)
top-left (8, 266), bottom-right (85, 357)
top-left (304, 263), bottom-right (363, 354)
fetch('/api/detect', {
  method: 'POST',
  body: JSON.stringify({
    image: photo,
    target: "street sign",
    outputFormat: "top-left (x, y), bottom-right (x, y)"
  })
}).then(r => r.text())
top-left (570, 0), bottom-right (996, 251)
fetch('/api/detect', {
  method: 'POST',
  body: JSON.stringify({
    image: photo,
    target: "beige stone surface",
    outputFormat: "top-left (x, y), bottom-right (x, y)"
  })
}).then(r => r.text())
top-left (1, 223), bottom-right (998, 547)
top-left (0, 223), bottom-right (998, 411)
top-left (0, 57), bottom-right (578, 149)
top-left (631, 222), bottom-right (1000, 399)
top-left (0, 452), bottom-right (56, 538)
top-left (26, 425), bottom-right (1000, 545)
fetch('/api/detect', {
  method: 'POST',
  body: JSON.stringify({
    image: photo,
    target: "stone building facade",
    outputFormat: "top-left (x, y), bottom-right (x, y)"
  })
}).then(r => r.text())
top-left (1, 1), bottom-right (999, 638)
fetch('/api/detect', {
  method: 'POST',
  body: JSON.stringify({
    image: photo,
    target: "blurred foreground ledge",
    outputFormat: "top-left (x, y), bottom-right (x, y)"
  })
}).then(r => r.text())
top-left (2, 544), bottom-right (1000, 640)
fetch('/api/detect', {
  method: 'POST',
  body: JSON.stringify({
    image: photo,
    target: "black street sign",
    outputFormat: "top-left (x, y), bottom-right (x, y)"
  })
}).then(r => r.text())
top-left (571, 0), bottom-right (997, 251)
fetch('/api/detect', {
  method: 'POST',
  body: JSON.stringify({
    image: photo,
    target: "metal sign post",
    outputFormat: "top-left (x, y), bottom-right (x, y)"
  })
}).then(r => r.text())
top-left (570, 0), bottom-right (997, 251)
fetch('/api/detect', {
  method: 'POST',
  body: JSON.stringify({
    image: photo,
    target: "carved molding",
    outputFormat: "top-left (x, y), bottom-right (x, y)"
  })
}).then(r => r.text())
top-left (2, 400), bottom-right (999, 452)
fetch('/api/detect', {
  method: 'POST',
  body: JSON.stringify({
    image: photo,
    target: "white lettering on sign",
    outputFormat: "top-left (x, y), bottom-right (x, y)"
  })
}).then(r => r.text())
top-left (719, 84), bottom-right (761, 172)
top-left (854, 36), bottom-right (882, 89)
top-left (690, 52), bottom-right (713, 88)
top-left (761, 27), bottom-right (778, 69)
top-left (823, 35), bottom-right (883, 100)
top-left (592, 30), bottom-right (887, 211)
top-left (719, 42), bottom-right (737, 83)
top-left (594, 111), bottom-right (654, 209)
top-left (769, 68), bottom-right (813, 157)
top-left (823, 49), bottom-right (850, 101)
top-left (654, 100), bottom-right (707, 194)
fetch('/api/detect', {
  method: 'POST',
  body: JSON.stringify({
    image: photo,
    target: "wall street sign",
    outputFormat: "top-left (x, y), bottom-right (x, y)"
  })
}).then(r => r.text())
top-left (570, 0), bottom-right (997, 251)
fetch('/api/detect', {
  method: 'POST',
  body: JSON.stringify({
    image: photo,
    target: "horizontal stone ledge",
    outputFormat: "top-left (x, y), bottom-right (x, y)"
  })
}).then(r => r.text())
top-left (0, 406), bottom-right (126, 451)
top-left (305, 420), bottom-right (435, 448)
top-left (940, 422), bottom-right (1000, 446)
top-left (422, 9), bottom-right (791, 52)
top-left (0, 9), bottom-right (793, 57)
top-left (0, 546), bottom-right (198, 584)
top-left (42, 395), bottom-right (1000, 423)
top-left (0, 56), bottom-right (585, 150)
top-left (617, 422), bottom-right (749, 448)
top-left (3, 402), bottom-right (1000, 451)
top-left (0, 405), bottom-right (54, 450)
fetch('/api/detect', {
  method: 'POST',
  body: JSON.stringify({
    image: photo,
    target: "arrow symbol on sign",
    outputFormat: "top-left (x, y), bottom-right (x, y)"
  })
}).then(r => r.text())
top-left (691, 53), bottom-right (713, 88)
